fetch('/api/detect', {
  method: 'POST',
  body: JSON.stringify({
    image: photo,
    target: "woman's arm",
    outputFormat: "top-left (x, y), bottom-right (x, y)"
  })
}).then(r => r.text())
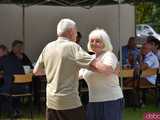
top-left (90, 52), bottom-right (120, 76)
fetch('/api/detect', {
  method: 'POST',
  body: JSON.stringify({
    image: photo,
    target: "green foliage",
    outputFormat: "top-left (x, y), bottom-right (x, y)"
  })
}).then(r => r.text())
top-left (136, 2), bottom-right (160, 32)
top-left (136, 2), bottom-right (154, 24)
top-left (151, 4), bottom-right (160, 32)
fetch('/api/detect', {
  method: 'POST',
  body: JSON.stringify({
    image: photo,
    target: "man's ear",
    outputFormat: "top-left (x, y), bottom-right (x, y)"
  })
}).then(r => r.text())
top-left (66, 29), bottom-right (72, 39)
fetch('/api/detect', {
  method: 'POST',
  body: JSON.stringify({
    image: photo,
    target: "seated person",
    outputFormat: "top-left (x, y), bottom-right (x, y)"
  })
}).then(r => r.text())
top-left (0, 44), bottom-right (8, 60)
top-left (11, 40), bottom-right (41, 106)
top-left (140, 41), bottom-right (159, 85)
top-left (146, 36), bottom-right (160, 63)
top-left (139, 41), bottom-right (159, 106)
top-left (0, 40), bottom-right (33, 117)
top-left (10, 40), bottom-right (33, 69)
top-left (121, 37), bottom-right (139, 68)
top-left (146, 36), bottom-right (159, 55)
top-left (123, 40), bottom-right (159, 82)
top-left (0, 44), bottom-right (8, 86)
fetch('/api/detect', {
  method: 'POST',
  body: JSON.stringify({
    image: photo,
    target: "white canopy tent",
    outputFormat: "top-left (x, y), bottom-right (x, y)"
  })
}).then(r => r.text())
top-left (0, 3), bottom-right (135, 61)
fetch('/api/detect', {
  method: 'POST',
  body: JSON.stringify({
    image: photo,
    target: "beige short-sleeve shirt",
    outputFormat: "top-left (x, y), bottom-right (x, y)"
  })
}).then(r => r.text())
top-left (34, 37), bottom-right (92, 110)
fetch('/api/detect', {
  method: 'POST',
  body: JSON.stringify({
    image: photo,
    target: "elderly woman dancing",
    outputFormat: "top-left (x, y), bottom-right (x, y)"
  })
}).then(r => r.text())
top-left (80, 29), bottom-right (124, 120)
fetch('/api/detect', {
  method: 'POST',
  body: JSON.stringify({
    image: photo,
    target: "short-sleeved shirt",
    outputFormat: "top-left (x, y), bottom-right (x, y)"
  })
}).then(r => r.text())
top-left (80, 51), bottom-right (123, 102)
top-left (121, 46), bottom-right (139, 68)
top-left (144, 52), bottom-right (159, 84)
top-left (34, 37), bottom-right (92, 110)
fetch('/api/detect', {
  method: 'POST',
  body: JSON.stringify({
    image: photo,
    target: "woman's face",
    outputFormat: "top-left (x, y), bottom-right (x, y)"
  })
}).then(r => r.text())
top-left (90, 38), bottom-right (105, 53)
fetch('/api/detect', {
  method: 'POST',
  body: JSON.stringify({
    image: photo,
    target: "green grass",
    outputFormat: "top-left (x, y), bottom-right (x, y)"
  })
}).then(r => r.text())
top-left (1, 104), bottom-right (159, 120)
top-left (124, 91), bottom-right (160, 120)
top-left (124, 105), bottom-right (160, 120)
top-left (0, 96), bottom-right (160, 120)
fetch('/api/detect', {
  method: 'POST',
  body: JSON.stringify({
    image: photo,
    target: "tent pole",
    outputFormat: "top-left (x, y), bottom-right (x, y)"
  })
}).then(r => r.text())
top-left (22, 4), bottom-right (25, 49)
top-left (118, 0), bottom-right (123, 88)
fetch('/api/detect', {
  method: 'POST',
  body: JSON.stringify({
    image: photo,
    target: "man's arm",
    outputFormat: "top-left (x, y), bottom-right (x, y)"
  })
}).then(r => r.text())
top-left (90, 59), bottom-right (119, 75)
top-left (33, 50), bottom-right (45, 76)
top-left (140, 63), bottom-right (149, 70)
top-left (139, 54), bottom-right (150, 70)
top-left (90, 53), bottom-right (120, 76)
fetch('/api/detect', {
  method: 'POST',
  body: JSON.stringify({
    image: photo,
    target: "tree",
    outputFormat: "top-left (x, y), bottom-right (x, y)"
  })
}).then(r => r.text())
top-left (136, 2), bottom-right (160, 32)
top-left (136, 2), bottom-right (154, 24)
top-left (150, 4), bottom-right (160, 32)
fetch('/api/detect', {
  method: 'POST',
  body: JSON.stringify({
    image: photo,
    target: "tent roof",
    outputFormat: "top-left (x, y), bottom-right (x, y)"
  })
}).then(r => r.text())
top-left (0, 0), bottom-right (159, 7)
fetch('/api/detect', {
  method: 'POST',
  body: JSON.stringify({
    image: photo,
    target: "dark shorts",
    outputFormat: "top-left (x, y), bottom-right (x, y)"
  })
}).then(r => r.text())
top-left (86, 98), bottom-right (124, 120)
top-left (46, 106), bottom-right (85, 120)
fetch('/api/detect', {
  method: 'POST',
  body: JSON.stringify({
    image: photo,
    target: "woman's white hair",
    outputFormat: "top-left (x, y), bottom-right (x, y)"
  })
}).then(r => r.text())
top-left (87, 28), bottom-right (113, 52)
top-left (57, 18), bottom-right (76, 36)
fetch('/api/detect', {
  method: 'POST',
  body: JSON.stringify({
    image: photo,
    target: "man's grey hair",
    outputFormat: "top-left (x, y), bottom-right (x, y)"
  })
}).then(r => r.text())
top-left (57, 18), bottom-right (76, 36)
top-left (88, 28), bottom-right (113, 52)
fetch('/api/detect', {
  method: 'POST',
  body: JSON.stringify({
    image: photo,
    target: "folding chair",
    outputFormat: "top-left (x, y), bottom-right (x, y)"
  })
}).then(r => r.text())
top-left (121, 69), bottom-right (135, 90)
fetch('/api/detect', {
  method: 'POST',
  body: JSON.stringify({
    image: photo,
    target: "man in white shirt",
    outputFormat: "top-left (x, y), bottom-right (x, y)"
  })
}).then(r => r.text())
top-left (140, 42), bottom-right (159, 85)
top-left (139, 41), bottom-right (159, 106)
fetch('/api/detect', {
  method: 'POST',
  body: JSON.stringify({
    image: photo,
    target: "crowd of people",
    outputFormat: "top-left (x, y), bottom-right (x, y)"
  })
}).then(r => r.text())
top-left (0, 18), bottom-right (160, 120)
top-left (121, 36), bottom-right (160, 85)
top-left (121, 36), bottom-right (160, 106)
